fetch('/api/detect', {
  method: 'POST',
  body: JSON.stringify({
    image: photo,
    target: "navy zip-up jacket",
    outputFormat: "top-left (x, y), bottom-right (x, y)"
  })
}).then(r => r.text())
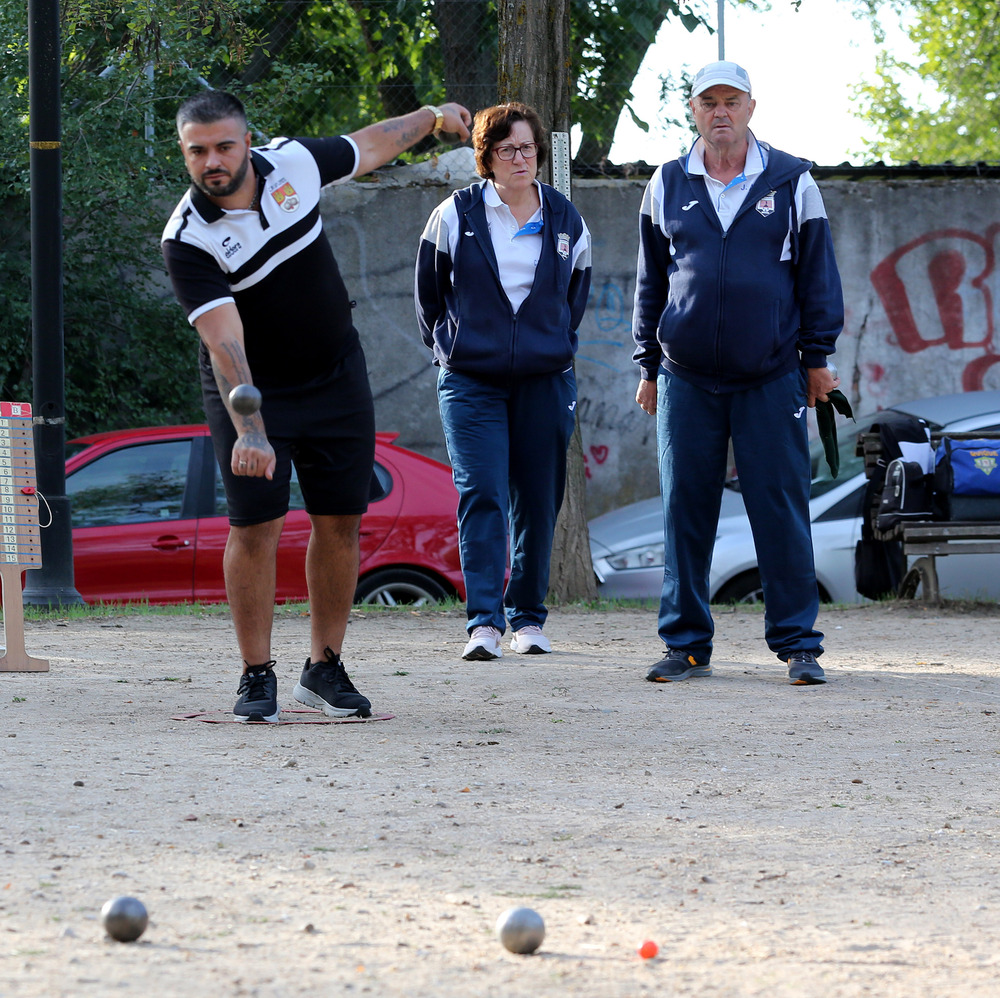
top-left (415, 180), bottom-right (592, 379)
top-left (632, 139), bottom-right (843, 393)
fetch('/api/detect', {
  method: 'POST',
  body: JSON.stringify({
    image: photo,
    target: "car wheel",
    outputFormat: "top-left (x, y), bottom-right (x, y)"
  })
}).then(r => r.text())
top-left (714, 571), bottom-right (833, 605)
top-left (354, 569), bottom-right (451, 607)
top-left (714, 570), bottom-right (765, 605)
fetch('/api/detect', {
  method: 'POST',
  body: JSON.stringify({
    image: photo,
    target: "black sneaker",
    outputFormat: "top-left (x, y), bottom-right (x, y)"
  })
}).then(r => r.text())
top-left (646, 648), bottom-right (712, 682)
top-left (234, 662), bottom-right (280, 722)
top-left (294, 647), bottom-right (372, 718)
top-left (787, 651), bottom-right (826, 685)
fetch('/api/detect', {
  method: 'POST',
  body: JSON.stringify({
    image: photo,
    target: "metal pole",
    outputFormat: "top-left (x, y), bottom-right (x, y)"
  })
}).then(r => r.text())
top-left (718, 0), bottom-right (725, 59)
top-left (25, 0), bottom-right (83, 607)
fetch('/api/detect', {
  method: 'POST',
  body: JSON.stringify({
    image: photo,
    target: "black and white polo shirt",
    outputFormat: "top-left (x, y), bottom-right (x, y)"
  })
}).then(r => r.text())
top-left (162, 136), bottom-right (361, 388)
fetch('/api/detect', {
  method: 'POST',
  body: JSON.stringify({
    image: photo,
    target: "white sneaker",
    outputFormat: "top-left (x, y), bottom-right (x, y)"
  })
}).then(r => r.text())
top-left (462, 626), bottom-right (503, 661)
top-left (510, 625), bottom-right (552, 655)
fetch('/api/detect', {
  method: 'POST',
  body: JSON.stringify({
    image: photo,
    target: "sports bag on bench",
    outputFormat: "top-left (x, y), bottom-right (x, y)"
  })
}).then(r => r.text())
top-left (865, 412), bottom-right (932, 542)
top-left (876, 458), bottom-right (934, 534)
top-left (855, 411), bottom-right (929, 598)
top-left (934, 438), bottom-right (1000, 521)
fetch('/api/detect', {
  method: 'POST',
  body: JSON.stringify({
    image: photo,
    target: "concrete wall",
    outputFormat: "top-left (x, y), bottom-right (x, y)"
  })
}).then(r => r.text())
top-left (321, 161), bottom-right (1000, 518)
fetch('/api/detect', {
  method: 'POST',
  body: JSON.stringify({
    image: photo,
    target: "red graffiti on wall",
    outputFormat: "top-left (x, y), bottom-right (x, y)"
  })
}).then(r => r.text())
top-left (870, 225), bottom-right (1000, 390)
top-left (582, 445), bottom-right (610, 480)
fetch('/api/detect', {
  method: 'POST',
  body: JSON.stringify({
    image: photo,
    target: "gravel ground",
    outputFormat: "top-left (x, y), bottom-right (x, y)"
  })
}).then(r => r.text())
top-left (2, 600), bottom-right (999, 997)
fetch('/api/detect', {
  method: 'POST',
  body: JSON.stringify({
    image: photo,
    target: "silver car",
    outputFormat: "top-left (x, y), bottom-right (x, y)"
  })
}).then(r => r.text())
top-left (588, 390), bottom-right (1000, 604)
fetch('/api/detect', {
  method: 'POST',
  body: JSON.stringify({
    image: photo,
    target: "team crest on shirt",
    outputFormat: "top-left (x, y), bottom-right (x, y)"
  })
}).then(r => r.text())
top-left (271, 180), bottom-right (300, 213)
top-left (557, 232), bottom-right (571, 260)
top-left (755, 190), bottom-right (776, 217)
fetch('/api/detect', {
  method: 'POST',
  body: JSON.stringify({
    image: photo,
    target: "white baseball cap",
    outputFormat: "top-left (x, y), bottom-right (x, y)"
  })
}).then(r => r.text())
top-left (690, 61), bottom-right (752, 97)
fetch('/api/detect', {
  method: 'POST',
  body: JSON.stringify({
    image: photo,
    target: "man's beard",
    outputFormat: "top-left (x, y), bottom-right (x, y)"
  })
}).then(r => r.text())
top-left (196, 153), bottom-right (250, 199)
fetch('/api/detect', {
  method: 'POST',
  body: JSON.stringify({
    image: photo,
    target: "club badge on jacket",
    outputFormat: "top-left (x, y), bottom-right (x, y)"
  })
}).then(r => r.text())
top-left (755, 191), bottom-right (776, 217)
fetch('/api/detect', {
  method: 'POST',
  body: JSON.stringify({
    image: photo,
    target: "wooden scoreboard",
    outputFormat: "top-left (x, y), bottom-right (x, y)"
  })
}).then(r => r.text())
top-left (0, 401), bottom-right (49, 672)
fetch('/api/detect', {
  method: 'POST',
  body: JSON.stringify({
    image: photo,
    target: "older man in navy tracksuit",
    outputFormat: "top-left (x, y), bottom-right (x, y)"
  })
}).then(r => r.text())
top-left (633, 61), bottom-right (844, 686)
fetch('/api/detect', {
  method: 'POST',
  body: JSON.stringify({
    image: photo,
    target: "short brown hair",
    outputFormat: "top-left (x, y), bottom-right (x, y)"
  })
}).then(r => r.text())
top-left (177, 91), bottom-right (248, 134)
top-left (472, 102), bottom-right (548, 180)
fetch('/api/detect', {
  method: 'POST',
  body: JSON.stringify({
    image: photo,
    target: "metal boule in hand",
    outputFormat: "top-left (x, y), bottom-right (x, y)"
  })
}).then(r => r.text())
top-left (228, 384), bottom-right (262, 416)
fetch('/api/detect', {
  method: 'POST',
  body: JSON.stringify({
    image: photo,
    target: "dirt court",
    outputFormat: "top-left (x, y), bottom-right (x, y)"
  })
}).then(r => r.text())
top-left (2, 600), bottom-right (999, 997)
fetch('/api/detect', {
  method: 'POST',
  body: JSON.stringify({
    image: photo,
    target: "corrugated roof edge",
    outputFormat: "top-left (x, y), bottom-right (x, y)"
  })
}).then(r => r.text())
top-left (572, 161), bottom-right (1000, 181)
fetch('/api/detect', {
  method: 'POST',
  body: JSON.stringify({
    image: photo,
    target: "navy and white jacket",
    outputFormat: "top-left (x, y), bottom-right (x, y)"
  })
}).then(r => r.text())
top-left (415, 180), bottom-right (592, 379)
top-left (632, 138), bottom-right (843, 393)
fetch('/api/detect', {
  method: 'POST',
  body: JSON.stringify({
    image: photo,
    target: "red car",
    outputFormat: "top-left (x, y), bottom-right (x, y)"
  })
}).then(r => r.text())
top-left (64, 425), bottom-right (464, 606)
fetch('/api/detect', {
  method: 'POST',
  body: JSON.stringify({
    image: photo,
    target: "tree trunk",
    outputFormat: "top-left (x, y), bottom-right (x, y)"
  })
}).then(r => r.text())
top-left (497, 0), bottom-right (596, 602)
top-left (548, 417), bottom-right (597, 601)
top-left (497, 0), bottom-right (571, 184)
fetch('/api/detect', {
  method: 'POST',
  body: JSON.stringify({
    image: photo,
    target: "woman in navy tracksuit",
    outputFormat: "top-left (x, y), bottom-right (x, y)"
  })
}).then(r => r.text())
top-left (415, 102), bottom-right (592, 661)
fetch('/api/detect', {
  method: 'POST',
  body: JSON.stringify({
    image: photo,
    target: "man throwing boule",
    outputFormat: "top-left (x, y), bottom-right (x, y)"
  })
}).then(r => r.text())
top-left (162, 91), bottom-right (471, 721)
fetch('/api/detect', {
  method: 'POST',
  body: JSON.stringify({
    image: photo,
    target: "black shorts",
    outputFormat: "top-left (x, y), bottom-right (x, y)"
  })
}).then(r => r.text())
top-left (202, 343), bottom-right (376, 526)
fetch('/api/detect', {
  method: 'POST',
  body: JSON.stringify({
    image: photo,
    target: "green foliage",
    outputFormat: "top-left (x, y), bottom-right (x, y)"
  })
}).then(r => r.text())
top-left (245, 1), bottom-right (445, 135)
top-left (572, 1), bottom-right (707, 165)
top-left (0, 2), bottom-right (251, 438)
top-left (0, 0), bottom-right (713, 440)
top-left (855, 0), bottom-right (1000, 164)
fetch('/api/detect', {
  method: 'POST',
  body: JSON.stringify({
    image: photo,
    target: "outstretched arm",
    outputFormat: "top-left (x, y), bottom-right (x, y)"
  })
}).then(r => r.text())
top-left (349, 103), bottom-right (472, 177)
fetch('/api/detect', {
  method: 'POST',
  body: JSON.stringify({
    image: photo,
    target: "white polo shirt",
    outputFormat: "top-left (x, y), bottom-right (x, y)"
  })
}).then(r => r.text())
top-left (483, 179), bottom-right (544, 312)
top-left (686, 132), bottom-right (766, 231)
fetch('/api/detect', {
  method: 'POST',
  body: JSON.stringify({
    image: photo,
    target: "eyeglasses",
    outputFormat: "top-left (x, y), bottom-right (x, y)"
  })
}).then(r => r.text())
top-left (494, 142), bottom-right (538, 161)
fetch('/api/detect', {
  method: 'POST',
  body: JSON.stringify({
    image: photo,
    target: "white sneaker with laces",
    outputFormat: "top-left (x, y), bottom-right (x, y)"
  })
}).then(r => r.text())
top-left (462, 625), bottom-right (503, 661)
top-left (510, 625), bottom-right (552, 655)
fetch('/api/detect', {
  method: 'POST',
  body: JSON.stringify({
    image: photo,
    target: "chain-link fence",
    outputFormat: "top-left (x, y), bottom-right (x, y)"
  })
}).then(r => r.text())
top-left (156, 0), bottom-right (706, 173)
top-left (0, 0), bottom-right (707, 433)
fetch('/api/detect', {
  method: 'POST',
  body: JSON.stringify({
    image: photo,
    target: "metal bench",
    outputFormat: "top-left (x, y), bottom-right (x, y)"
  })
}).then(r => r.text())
top-left (897, 521), bottom-right (1000, 602)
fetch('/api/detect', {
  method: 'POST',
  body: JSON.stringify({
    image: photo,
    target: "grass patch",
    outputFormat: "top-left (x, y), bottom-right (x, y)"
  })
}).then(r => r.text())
top-left (18, 596), bottom-right (457, 623)
top-left (537, 884), bottom-right (583, 898)
top-left (15, 593), bottom-right (999, 625)
top-left (498, 884), bottom-right (584, 900)
top-left (20, 600), bottom-right (239, 622)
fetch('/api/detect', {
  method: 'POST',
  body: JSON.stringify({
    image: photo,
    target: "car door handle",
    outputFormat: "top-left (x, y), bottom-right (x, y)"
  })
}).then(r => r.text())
top-left (152, 536), bottom-right (191, 551)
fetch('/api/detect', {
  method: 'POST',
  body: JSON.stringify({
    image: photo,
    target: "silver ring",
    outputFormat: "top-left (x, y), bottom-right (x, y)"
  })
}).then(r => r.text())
top-left (238, 461), bottom-right (247, 467)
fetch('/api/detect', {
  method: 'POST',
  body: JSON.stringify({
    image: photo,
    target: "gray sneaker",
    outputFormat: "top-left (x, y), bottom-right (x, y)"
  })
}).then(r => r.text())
top-left (294, 647), bottom-right (372, 717)
top-left (234, 663), bottom-right (280, 722)
top-left (787, 651), bottom-right (826, 685)
top-left (646, 648), bottom-right (712, 682)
